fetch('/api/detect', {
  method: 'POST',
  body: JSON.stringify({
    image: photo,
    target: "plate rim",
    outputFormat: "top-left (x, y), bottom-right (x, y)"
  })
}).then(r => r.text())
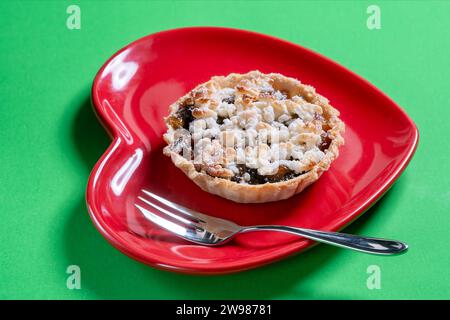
top-left (87, 26), bottom-right (419, 274)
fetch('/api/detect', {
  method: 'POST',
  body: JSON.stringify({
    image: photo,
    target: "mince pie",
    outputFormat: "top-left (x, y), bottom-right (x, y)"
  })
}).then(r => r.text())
top-left (163, 71), bottom-right (344, 203)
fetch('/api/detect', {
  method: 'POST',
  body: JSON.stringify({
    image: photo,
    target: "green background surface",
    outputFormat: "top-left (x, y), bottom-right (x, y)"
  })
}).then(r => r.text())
top-left (1, 0), bottom-right (449, 300)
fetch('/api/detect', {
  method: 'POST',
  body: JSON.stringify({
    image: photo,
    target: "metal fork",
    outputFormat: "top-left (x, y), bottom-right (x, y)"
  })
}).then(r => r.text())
top-left (135, 190), bottom-right (408, 255)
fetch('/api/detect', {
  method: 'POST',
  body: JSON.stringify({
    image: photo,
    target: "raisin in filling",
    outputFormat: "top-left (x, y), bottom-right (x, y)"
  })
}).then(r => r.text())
top-left (167, 97), bottom-right (195, 130)
top-left (230, 165), bottom-right (305, 185)
top-left (316, 117), bottom-right (332, 152)
top-left (319, 132), bottom-right (332, 151)
top-left (216, 116), bottom-right (225, 125)
top-left (177, 107), bottom-right (194, 129)
top-left (222, 95), bottom-right (235, 104)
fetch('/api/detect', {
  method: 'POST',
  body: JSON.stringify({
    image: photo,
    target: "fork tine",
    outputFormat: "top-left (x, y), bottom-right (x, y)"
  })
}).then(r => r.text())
top-left (141, 190), bottom-right (209, 222)
top-left (137, 196), bottom-right (201, 228)
top-left (134, 204), bottom-right (201, 242)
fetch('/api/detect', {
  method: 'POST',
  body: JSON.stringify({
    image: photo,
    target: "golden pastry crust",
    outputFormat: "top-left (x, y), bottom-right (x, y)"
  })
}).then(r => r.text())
top-left (163, 71), bottom-right (344, 203)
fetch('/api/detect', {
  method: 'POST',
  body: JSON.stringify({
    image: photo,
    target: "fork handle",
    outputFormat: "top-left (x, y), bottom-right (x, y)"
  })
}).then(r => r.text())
top-left (241, 225), bottom-right (408, 255)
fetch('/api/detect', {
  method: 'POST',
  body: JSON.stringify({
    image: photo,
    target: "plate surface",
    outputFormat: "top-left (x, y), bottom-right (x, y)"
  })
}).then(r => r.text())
top-left (88, 27), bottom-right (418, 274)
